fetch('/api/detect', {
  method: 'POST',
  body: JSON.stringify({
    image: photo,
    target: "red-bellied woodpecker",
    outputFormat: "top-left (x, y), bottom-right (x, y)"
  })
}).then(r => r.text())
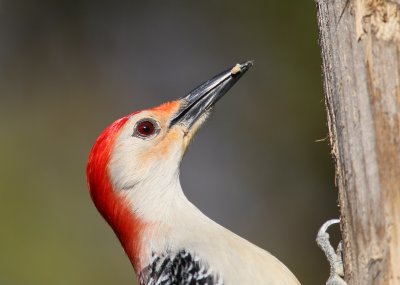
top-left (86, 62), bottom-right (301, 285)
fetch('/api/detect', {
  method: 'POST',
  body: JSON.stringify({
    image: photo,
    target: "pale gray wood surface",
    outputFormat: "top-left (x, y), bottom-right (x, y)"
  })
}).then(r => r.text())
top-left (315, 0), bottom-right (400, 284)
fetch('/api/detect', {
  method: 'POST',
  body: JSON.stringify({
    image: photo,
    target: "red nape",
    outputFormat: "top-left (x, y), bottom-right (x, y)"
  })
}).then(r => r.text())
top-left (86, 114), bottom-right (145, 270)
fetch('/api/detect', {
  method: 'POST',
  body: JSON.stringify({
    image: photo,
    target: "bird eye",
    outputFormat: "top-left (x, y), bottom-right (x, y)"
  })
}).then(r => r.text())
top-left (134, 119), bottom-right (159, 139)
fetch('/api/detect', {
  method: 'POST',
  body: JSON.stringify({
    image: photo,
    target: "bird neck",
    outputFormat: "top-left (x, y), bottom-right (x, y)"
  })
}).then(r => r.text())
top-left (116, 173), bottom-right (203, 270)
top-left (122, 173), bottom-right (191, 224)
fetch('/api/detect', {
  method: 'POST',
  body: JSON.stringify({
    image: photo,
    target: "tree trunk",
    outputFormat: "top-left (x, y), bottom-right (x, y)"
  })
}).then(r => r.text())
top-left (315, 0), bottom-right (400, 284)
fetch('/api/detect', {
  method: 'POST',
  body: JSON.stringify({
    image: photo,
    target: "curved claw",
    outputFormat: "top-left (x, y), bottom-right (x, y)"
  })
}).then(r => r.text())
top-left (318, 219), bottom-right (340, 236)
top-left (316, 219), bottom-right (347, 285)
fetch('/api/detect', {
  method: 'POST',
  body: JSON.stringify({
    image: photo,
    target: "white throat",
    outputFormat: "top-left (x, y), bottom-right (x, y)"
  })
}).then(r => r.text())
top-left (120, 172), bottom-right (204, 225)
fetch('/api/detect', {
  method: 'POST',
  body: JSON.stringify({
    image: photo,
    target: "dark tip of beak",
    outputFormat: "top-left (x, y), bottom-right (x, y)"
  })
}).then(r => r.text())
top-left (170, 61), bottom-right (253, 129)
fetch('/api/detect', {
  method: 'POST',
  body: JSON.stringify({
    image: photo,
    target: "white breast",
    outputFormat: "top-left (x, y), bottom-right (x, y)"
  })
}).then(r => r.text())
top-left (135, 189), bottom-right (301, 285)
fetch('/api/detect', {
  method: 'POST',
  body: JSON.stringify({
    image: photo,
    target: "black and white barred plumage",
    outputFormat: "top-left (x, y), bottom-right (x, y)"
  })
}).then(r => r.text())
top-left (139, 250), bottom-right (223, 285)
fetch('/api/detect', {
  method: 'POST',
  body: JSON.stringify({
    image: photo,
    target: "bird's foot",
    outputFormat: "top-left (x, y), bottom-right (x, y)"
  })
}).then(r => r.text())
top-left (316, 219), bottom-right (347, 285)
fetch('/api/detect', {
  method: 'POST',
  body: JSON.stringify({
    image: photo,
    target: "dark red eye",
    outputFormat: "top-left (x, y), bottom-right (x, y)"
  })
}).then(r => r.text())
top-left (135, 120), bottom-right (156, 137)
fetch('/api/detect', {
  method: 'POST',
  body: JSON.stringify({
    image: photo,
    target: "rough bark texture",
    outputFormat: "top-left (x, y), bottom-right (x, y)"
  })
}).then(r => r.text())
top-left (316, 0), bottom-right (400, 284)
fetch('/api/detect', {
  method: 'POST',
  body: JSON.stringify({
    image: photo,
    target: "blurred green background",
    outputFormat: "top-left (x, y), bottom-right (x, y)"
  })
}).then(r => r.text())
top-left (0, 1), bottom-right (339, 284)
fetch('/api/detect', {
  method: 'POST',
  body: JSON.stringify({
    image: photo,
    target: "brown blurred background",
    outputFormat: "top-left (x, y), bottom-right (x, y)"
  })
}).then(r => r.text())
top-left (0, 1), bottom-right (339, 284)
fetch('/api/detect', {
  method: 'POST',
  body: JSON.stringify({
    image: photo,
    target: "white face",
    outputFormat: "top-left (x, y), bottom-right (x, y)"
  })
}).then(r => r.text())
top-left (108, 102), bottom-right (181, 191)
top-left (108, 101), bottom-right (209, 193)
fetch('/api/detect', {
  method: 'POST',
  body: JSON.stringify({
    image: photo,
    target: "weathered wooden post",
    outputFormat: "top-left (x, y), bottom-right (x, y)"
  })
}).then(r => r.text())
top-left (315, 0), bottom-right (400, 284)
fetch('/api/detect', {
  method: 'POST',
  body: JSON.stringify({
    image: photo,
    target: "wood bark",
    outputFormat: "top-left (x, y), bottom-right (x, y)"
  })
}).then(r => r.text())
top-left (315, 0), bottom-right (400, 284)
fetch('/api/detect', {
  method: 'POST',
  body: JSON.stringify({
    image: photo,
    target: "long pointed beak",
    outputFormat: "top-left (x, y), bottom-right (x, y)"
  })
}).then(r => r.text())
top-left (170, 61), bottom-right (253, 130)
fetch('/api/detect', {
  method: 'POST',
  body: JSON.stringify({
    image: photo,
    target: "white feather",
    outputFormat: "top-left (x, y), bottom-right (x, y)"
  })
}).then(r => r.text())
top-left (108, 112), bottom-right (301, 285)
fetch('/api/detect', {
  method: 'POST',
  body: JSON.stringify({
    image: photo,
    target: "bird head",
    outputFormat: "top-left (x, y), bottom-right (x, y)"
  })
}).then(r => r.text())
top-left (86, 61), bottom-right (252, 269)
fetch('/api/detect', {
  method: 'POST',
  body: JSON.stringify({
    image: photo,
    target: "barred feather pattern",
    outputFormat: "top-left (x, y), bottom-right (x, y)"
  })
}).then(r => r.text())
top-left (139, 250), bottom-right (223, 285)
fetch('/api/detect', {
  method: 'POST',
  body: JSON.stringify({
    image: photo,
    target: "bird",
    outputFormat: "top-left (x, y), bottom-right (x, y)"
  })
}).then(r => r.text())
top-left (86, 61), bottom-right (300, 285)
